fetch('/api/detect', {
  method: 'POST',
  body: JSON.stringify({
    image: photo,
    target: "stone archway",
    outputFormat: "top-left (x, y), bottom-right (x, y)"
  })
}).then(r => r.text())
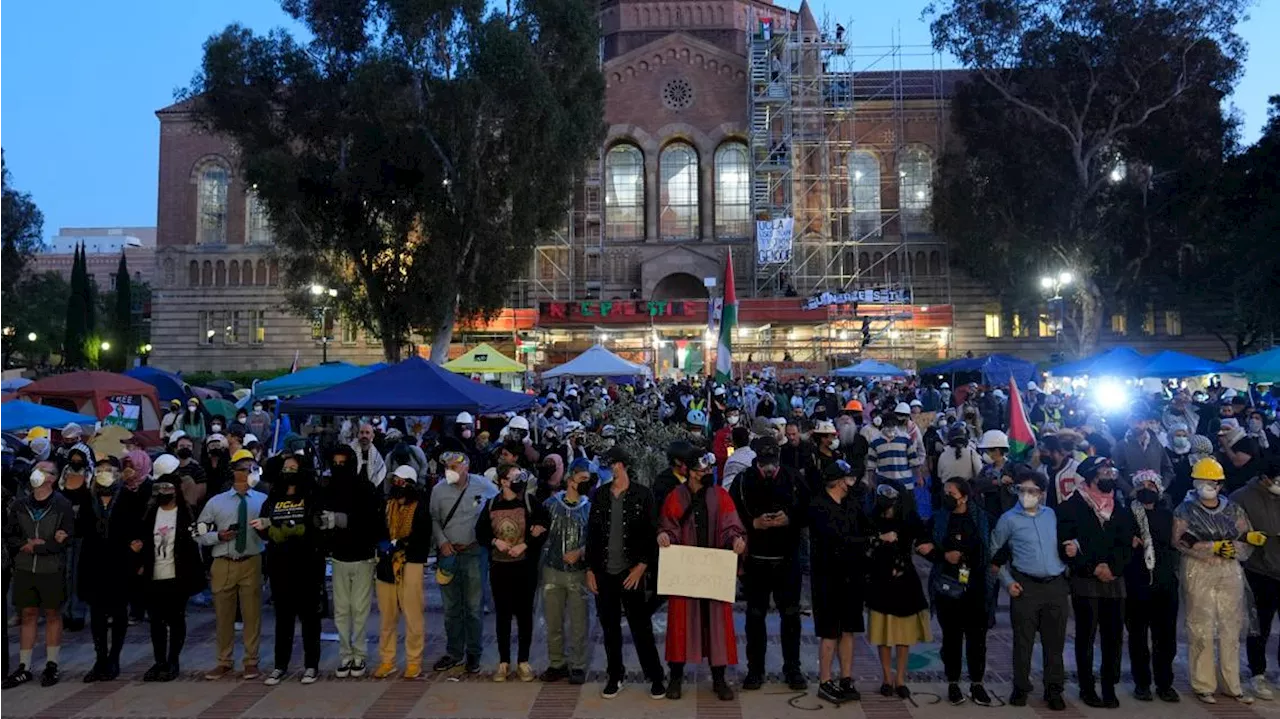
top-left (651, 272), bottom-right (710, 301)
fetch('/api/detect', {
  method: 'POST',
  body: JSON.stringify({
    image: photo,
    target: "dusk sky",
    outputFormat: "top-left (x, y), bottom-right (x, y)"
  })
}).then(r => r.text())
top-left (3, 0), bottom-right (1276, 238)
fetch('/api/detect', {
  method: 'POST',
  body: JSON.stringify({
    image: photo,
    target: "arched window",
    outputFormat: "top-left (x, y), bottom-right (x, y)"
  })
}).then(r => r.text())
top-left (256, 260), bottom-right (267, 286)
top-left (858, 252), bottom-right (871, 273)
top-left (851, 150), bottom-right (881, 238)
top-left (163, 259), bottom-right (175, 287)
top-left (714, 143), bottom-right (750, 239)
top-left (886, 252), bottom-right (899, 279)
top-left (898, 146), bottom-right (933, 235)
top-left (196, 162), bottom-right (230, 244)
top-left (605, 144), bottom-right (644, 241)
top-left (201, 260), bottom-right (213, 286)
top-left (660, 142), bottom-right (699, 241)
top-left (188, 261), bottom-right (199, 287)
top-left (872, 252), bottom-right (884, 279)
top-left (268, 259), bottom-right (280, 286)
top-left (215, 260), bottom-right (226, 287)
top-left (915, 251), bottom-right (927, 276)
top-left (245, 191), bottom-right (273, 245)
top-left (229, 260), bottom-right (240, 286)
top-left (929, 250), bottom-right (942, 275)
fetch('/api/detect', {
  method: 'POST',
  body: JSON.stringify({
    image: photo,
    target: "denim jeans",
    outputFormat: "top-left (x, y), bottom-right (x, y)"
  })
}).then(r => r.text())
top-left (440, 547), bottom-right (484, 660)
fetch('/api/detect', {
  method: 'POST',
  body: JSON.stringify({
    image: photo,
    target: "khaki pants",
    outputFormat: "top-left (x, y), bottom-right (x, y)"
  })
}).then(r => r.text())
top-left (1184, 557), bottom-right (1245, 696)
top-left (332, 559), bottom-right (376, 663)
top-left (376, 563), bottom-right (425, 666)
top-left (211, 555), bottom-right (263, 668)
top-left (542, 567), bottom-right (588, 670)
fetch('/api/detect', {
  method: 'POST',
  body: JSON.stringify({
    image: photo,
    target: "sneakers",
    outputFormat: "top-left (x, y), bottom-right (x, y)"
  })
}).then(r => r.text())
top-left (241, 665), bottom-right (261, 681)
top-left (372, 663), bottom-right (398, 679)
top-left (786, 671), bottom-right (808, 691)
top-left (569, 669), bottom-right (586, 685)
top-left (2, 665), bottom-right (34, 689)
top-left (40, 662), bottom-right (60, 688)
top-left (741, 671), bottom-right (763, 691)
top-left (1080, 686), bottom-right (1105, 708)
top-left (1046, 692), bottom-right (1067, 711)
top-left (404, 663), bottom-right (422, 680)
top-left (1252, 675), bottom-right (1275, 701)
top-left (1156, 686), bottom-right (1180, 703)
top-left (205, 664), bottom-right (234, 681)
top-left (1008, 689), bottom-right (1029, 707)
top-left (1134, 686), bottom-right (1153, 702)
top-left (349, 659), bottom-right (366, 678)
top-left (84, 661), bottom-right (109, 683)
top-left (818, 681), bottom-right (845, 704)
top-left (516, 663), bottom-right (535, 682)
top-left (713, 680), bottom-right (735, 701)
top-left (301, 668), bottom-right (319, 684)
top-left (494, 662), bottom-right (509, 682)
top-left (264, 669), bottom-right (287, 686)
top-left (432, 655), bottom-right (460, 673)
top-left (540, 665), bottom-right (569, 683)
top-left (948, 683), bottom-right (966, 705)
top-left (649, 677), bottom-right (667, 699)
top-left (602, 677), bottom-right (623, 699)
top-left (142, 663), bottom-right (167, 682)
top-left (1102, 685), bottom-right (1120, 708)
top-left (970, 683), bottom-right (993, 706)
top-left (464, 656), bottom-right (482, 674)
top-left (1195, 692), bottom-right (1217, 704)
top-left (839, 677), bottom-right (860, 701)
top-left (335, 660), bottom-right (352, 679)
top-left (1233, 694), bottom-right (1255, 705)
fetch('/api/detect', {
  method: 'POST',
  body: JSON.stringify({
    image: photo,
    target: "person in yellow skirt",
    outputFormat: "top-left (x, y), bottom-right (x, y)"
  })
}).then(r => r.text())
top-left (864, 483), bottom-right (933, 698)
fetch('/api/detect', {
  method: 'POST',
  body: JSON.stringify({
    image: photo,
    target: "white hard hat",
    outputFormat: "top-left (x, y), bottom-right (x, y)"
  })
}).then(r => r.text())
top-left (1027, 381), bottom-right (1039, 391)
top-left (566, 387), bottom-right (578, 397)
top-left (508, 416), bottom-right (530, 431)
top-left (392, 465), bottom-right (417, 481)
top-left (894, 402), bottom-right (911, 415)
top-left (812, 420), bottom-right (838, 435)
top-left (909, 399), bottom-right (923, 407)
top-left (169, 430), bottom-right (187, 445)
top-left (940, 382), bottom-right (950, 390)
top-left (713, 386), bottom-right (726, 396)
top-left (152, 454), bottom-right (180, 479)
top-left (243, 433), bottom-right (259, 445)
top-left (978, 430), bottom-right (1010, 450)
top-left (547, 392), bottom-right (558, 401)
top-left (456, 411), bottom-right (475, 424)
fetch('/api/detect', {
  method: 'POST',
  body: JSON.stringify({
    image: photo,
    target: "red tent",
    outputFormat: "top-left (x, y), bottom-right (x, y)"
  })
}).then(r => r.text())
top-left (17, 371), bottom-right (163, 445)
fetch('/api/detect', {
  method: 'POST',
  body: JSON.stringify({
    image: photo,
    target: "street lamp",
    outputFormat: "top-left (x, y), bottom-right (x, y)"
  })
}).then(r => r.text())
top-left (311, 284), bottom-right (338, 362)
top-left (1039, 271), bottom-right (1074, 347)
top-left (27, 332), bottom-right (37, 342)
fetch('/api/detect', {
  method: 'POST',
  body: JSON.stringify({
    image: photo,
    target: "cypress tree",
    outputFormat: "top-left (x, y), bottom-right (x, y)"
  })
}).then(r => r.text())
top-left (63, 242), bottom-right (86, 366)
top-left (114, 253), bottom-right (132, 370)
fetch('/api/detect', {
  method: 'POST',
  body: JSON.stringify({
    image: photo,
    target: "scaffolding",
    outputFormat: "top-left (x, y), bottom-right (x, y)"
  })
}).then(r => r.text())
top-left (747, 7), bottom-right (947, 366)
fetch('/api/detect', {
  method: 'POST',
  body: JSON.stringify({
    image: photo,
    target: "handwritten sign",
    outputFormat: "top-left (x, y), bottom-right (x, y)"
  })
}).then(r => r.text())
top-left (657, 545), bottom-right (738, 604)
top-left (803, 288), bottom-right (911, 310)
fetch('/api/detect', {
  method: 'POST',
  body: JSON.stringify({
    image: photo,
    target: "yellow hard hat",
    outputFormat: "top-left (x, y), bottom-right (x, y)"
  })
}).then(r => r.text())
top-left (26, 426), bottom-right (49, 441)
top-left (230, 449), bottom-right (255, 464)
top-left (1190, 457), bottom-right (1225, 481)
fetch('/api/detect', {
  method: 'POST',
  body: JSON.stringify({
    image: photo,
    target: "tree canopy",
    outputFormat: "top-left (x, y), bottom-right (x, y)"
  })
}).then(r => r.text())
top-left (2, 152), bottom-right (45, 311)
top-left (927, 0), bottom-right (1247, 355)
top-left (184, 0), bottom-right (604, 361)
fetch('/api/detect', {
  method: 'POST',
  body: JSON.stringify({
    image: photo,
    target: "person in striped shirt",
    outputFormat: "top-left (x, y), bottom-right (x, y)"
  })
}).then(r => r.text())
top-left (865, 403), bottom-right (922, 518)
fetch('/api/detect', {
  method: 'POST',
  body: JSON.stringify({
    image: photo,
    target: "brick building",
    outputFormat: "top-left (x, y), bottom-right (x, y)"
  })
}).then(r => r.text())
top-left (148, 0), bottom-right (1222, 375)
top-left (31, 227), bottom-right (156, 289)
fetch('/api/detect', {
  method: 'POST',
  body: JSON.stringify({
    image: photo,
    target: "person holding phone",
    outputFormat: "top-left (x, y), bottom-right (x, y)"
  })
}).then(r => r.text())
top-left (194, 449), bottom-right (267, 681)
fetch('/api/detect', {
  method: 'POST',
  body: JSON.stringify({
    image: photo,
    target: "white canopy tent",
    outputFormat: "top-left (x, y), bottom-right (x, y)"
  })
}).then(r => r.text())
top-left (541, 344), bottom-right (652, 379)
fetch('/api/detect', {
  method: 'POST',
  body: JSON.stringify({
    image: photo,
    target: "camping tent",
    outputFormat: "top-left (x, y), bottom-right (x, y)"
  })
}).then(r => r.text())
top-left (280, 357), bottom-right (537, 415)
top-left (832, 359), bottom-right (908, 378)
top-left (1135, 350), bottom-right (1226, 378)
top-left (125, 367), bottom-right (191, 404)
top-left (1, 400), bottom-right (98, 432)
top-left (922, 354), bottom-right (1037, 388)
top-left (1, 377), bottom-right (33, 392)
top-left (17, 371), bottom-right (162, 439)
top-left (1224, 346), bottom-right (1280, 383)
top-left (444, 343), bottom-right (526, 374)
top-left (542, 345), bottom-right (651, 379)
top-left (1049, 347), bottom-right (1148, 377)
top-left (254, 362), bottom-right (371, 398)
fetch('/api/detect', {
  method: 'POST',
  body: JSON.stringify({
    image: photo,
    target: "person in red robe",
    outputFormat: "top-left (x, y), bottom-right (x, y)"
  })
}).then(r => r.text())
top-left (658, 450), bottom-right (747, 701)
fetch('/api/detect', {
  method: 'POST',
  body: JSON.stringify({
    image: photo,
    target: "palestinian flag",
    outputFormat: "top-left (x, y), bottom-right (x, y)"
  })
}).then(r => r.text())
top-left (714, 250), bottom-right (737, 383)
top-left (1006, 375), bottom-right (1036, 462)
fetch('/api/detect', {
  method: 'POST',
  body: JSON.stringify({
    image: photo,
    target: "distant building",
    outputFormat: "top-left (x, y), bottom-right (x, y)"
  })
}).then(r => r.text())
top-left (31, 226), bottom-right (156, 290)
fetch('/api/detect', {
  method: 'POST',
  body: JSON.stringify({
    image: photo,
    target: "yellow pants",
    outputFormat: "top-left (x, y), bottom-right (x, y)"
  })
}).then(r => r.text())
top-left (211, 555), bottom-right (263, 668)
top-left (1183, 557), bottom-right (1244, 696)
top-left (376, 563), bottom-right (425, 666)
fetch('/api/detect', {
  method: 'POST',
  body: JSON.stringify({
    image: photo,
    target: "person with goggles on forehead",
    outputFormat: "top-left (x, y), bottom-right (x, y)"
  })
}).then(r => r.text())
top-left (1056, 457), bottom-right (1135, 708)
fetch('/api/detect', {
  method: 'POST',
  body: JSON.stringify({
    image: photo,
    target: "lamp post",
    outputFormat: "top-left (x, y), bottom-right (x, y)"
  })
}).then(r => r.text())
top-left (310, 284), bottom-right (339, 363)
top-left (139, 343), bottom-right (152, 367)
top-left (1039, 271), bottom-right (1073, 348)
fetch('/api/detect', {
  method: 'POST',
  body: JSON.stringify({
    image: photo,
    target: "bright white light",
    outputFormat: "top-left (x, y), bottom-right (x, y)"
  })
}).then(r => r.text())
top-left (854, 171), bottom-right (863, 180)
top-left (1109, 165), bottom-right (1126, 183)
top-left (1040, 276), bottom-right (1054, 289)
top-left (328, 288), bottom-right (338, 298)
top-left (839, 330), bottom-right (849, 340)
top-left (26, 332), bottom-right (37, 342)
top-left (920, 305), bottom-right (930, 312)
top-left (915, 191), bottom-right (925, 200)
top-left (1058, 271), bottom-right (1073, 285)
top-left (888, 329), bottom-right (901, 340)
top-left (100, 341), bottom-right (111, 351)
top-left (310, 284), bottom-right (325, 295)
top-left (600, 333), bottom-right (609, 342)
top-left (1094, 378), bottom-right (1130, 412)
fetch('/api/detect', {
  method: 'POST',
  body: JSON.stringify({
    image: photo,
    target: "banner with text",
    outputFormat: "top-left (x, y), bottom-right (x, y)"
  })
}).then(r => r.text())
top-left (803, 288), bottom-right (912, 310)
top-left (756, 218), bottom-right (795, 265)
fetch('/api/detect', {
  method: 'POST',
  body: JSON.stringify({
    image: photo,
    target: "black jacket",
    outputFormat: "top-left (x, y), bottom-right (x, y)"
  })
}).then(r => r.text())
top-left (806, 490), bottom-right (870, 582)
top-left (377, 493), bottom-right (434, 565)
top-left (1122, 502), bottom-right (1179, 595)
top-left (586, 481), bottom-right (658, 574)
top-left (319, 473), bottom-right (384, 562)
top-left (651, 468), bottom-right (683, 512)
top-left (140, 501), bottom-right (207, 598)
top-left (1056, 491), bottom-right (1136, 597)
top-left (77, 486), bottom-right (146, 604)
top-left (729, 464), bottom-right (805, 559)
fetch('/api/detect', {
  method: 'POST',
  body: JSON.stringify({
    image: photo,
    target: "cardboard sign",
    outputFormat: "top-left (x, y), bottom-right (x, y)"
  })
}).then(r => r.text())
top-left (657, 545), bottom-right (738, 604)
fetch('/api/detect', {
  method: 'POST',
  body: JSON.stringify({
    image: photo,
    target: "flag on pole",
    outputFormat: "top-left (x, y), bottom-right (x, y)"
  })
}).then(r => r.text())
top-left (289, 350), bottom-right (300, 374)
top-left (714, 251), bottom-right (737, 383)
top-left (1006, 375), bottom-right (1036, 462)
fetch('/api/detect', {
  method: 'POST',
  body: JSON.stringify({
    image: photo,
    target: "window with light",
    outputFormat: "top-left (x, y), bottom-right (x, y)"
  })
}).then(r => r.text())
top-left (246, 192), bottom-right (273, 245)
top-left (660, 142), bottom-right (699, 241)
top-left (197, 165), bottom-right (229, 245)
top-left (898, 147), bottom-right (933, 235)
top-left (605, 145), bottom-right (644, 241)
top-left (851, 150), bottom-right (881, 238)
top-left (984, 305), bottom-right (1002, 338)
top-left (714, 143), bottom-right (750, 239)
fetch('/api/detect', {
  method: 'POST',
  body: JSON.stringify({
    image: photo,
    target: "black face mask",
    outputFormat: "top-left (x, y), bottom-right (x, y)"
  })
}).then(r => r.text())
top-left (510, 480), bottom-right (529, 496)
top-left (176, 447), bottom-right (193, 460)
top-left (1096, 479), bottom-right (1117, 493)
top-left (156, 491), bottom-right (177, 506)
top-left (389, 483), bottom-right (414, 499)
top-left (875, 495), bottom-right (896, 510)
top-left (69, 460), bottom-right (86, 471)
top-left (538, 466), bottom-right (556, 483)
top-left (1136, 488), bottom-right (1159, 505)
top-left (941, 495), bottom-right (960, 511)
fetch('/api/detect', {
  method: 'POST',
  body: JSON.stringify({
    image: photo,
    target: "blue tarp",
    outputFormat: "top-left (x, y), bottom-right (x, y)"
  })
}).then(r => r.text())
top-left (2, 400), bottom-right (98, 432)
top-left (1050, 347), bottom-right (1148, 377)
top-left (125, 367), bottom-right (191, 404)
top-left (1135, 350), bottom-right (1226, 378)
top-left (254, 362), bottom-right (371, 398)
top-left (833, 359), bottom-right (908, 377)
top-left (922, 354), bottom-right (1037, 388)
top-left (280, 357), bottom-right (537, 415)
top-left (1225, 347), bottom-right (1280, 383)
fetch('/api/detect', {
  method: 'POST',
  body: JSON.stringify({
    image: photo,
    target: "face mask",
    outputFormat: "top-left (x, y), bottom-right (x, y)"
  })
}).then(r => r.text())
top-left (875, 494), bottom-right (896, 510)
top-left (156, 489), bottom-right (177, 505)
top-left (511, 430), bottom-right (527, 442)
top-left (210, 424), bottom-right (222, 432)
top-left (188, 405), bottom-right (198, 413)
top-left (237, 415), bottom-right (247, 423)
top-left (281, 468), bottom-right (299, 481)
top-left (727, 414), bottom-right (740, 426)
top-left (1268, 482), bottom-right (1280, 496)
top-left (1172, 436), bottom-right (1191, 454)
top-left (69, 459), bottom-right (86, 470)
top-left (941, 494), bottom-right (960, 511)
top-left (390, 482), bottom-right (412, 498)
top-left (461, 429), bottom-right (473, 439)
top-left (29, 470), bottom-right (48, 489)
top-left (829, 438), bottom-right (840, 450)
top-left (872, 416), bottom-right (883, 428)
top-left (1195, 481), bottom-right (1219, 501)
top-left (177, 447), bottom-right (193, 460)
top-left (510, 479), bottom-right (529, 495)
top-left (1019, 491), bottom-right (1040, 509)
top-left (445, 469), bottom-right (461, 485)
top-left (1096, 478), bottom-right (1116, 493)
top-left (1249, 419), bottom-right (1263, 432)
top-left (253, 405), bottom-right (263, 412)
top-left (248, 468), bottom-right (261, 488)
top-left (1136, 488), bottom-right (1159, 505)
top-left (94, 471), bottom-right (117, 488)
top-left (553, 410), bottom-right (563, 419)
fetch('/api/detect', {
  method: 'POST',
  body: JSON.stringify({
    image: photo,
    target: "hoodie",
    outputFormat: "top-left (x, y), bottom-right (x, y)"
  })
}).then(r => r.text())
top-left (1231, 478), bottom-right (1280, 580)
top-left (542, 490), bottom-right (591, 572)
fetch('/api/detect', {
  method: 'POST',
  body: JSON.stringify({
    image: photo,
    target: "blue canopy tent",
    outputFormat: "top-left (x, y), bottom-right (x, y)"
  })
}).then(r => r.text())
top-left (280, 357), bottom-right (537, 415)
top-left (253, 362), bottom-right (371, 398)
top-left (921, 357), bottom-right (984, 375)
top-left (1224, 346), bottom-right (1280, 383)
top-left (832, 359), bottom-right (908, 378)
top-left (922, 354), bottom-right (1037, 388)
top-left (1049, 347), bottom-right (1148, 377)
top-left (2, 400), bottom-right (98, 432)
top-left (125, 367), bottom-right (191, 404)
top-left (1135, 350), bottom-right (1226, 378)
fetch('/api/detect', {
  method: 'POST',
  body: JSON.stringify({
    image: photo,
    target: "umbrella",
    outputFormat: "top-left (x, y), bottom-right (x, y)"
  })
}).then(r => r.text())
top-left (207, 380), bottom-right (237, 397)
top-left (202, 398), bottom-right (239, 420)
top-left (1, 400), bottom-right (98, 432)
top-left (124, 367), bottom-right (191, 404)
top-left (1, 377), bottom-right (33, 392)
top-left (832, 359), bottom-right (908, 377)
